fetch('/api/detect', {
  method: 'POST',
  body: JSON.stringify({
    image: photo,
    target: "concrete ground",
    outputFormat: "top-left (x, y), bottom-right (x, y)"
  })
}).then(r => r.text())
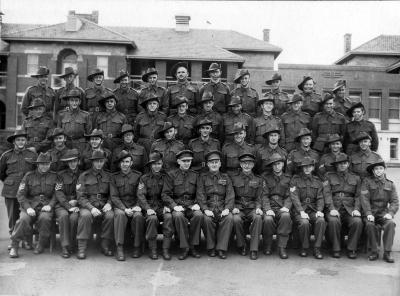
top-left (0, 169), bottom-right (400, 296)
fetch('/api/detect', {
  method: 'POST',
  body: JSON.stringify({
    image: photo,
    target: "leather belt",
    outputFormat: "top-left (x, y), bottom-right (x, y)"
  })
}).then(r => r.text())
top-left (334, 192), bottom-right (354, 198)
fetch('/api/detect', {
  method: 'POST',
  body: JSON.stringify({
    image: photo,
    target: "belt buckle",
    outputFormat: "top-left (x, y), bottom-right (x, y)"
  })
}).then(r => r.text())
top-left (39, 194), bottom-right (45, 203)
top-left (96, 193), bottom-right (102, 200)
top-left (305, 198), bottom-right (311, 203)
top-left (274, 196), bottom-right (279, 200)
top-left (108, 133), bottom-right (113, 138)
top-left (33, 137), bottom-right (39, 142)
top-left (95, 107), bottom-right (99, 112)
top-left (339, 192), bottom-right (344, 198)
top-left (201, 162), bottom-right (205, 167)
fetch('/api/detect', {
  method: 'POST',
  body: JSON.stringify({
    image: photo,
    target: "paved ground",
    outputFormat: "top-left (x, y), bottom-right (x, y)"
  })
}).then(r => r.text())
top-left (0, 169), bottom-right (399, 296)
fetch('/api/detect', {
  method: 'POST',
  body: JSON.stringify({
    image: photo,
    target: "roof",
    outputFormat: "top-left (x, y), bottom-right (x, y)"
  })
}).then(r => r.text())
top-left (387, 60), bottom-right (400, 73)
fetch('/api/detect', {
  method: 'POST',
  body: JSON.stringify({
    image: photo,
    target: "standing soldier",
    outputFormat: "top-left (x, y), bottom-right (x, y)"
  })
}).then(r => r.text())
top-left (231, 69), bottom-right (259, 117)
top-left (9, 152), bottom-right (59, 258)
top-left (54, 149), bottom-right (81, 258)
top-left (194, 92), bottom-right (223, 140)
top-left (261, 153), bottom-right (292, 259)
top-left (139, 67), bottom-right (168, 114)
top-left (344, 102), bottom-right (379, 155)
top-left (188, 119), bottom-right (221, 173)
top-left (137, 152), bottom-right (173, 260)
top-left (199, 63), bottom-right (230, 114)
top-left (196, 150), bottom-right (235, 259)
top-left (361, 160), bottom-right (399, 263)
top-left (290, 157), bottom-right (326, 259)
top-left (162, 150), bottom-right (203, 260)
top-left (76, 150), bottom-right (115, 259)
top-left (167, 96), bottom-right (195, 145)
top-left (111, 150), bottom-right (144, 261)
top-left (332, 80), bottom-right (353, 119)
top-left (231, 153), bottom-right (265, 260)
top-left (167, 62), bottom-right (199, 115)
top-left (281, 94), bottom-right (311, 152)
top-left (264, 73), bottom-right (289, 116)
top-left (317, 134), bottom-right (343, 178)
top-left (21, 66), bottom-right (55, 119)
top-left (47, 128), bottom-right (69, 172)
top-left (80, 129), bottom-right (112, 171)
top-left (297, 76), bottom-right (322, 117)
top-left (113, 70), bottom-right (139, 124)
top-left (324, 153), bottom-right (363, 259)
top-left (57, 89), bottom-right (92, 151)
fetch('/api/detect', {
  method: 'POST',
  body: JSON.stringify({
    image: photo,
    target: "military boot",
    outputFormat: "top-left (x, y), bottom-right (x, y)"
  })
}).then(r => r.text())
top-left (77, 239), bottom-right (87, 260)
top-left (33, 236), bottom-right (47, 255)
top-left (101, 239), bottom-right (113, 256)
top-left (162, 248), bottom-right (171, 260)
top-left (116, 244), bottom-right (125, 261)
top-left (148, 240), bottom-right (158, 260)
top-left (383, 251), bottom-right (394, 263)
top-left (9, 241), bottom-right (19, 258)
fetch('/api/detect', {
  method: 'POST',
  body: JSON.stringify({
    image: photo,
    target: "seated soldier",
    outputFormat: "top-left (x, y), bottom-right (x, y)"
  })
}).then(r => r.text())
top-left (80, 129), bottom-right (112, 171)
top-left (167, 96), bottom-right (195, 145)
top-left (193, 92), bottom-right (223, 140)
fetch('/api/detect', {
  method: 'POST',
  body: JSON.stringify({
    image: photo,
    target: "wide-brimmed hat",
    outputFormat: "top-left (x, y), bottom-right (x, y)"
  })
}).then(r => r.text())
top-left (331, 153), bottom-right (349, 166)
top-left (47, 128), bottom-right (67, 141)
top-left (332, 80), bottom-right (346, 93)
top-left (346, 102), bottom-right (365, 118)
top-left (114, 150), bottom-right (132, 163)
top-left (227, 95), bottom-right (242, 107)
top-left (173, 96), bottom-right (189, 108)
top-left (297, 156), bottom-right (315, 167)
top-left (170, 61), bottom-right (189, 78)
top-left (89, 150), bottom-right (107, 161)
top-left (113, 70), bottom-right (130, 84)
top-left (120, 124), bottom-right (135, 137)
top-left (238, 153), bottom-right (255, 162)
top-left (366, 159), bottom-right (386, 175)
top-left (142, 67), bottom-right (158, 82)
top-left (200, 92), bottom-right (214, 104)
top-left (62, 89), bottom-right (82, 100)
top-left (287, 93), bottom-right (303, 104)
top-left (265, 73), bottom-right (282, 85)
top-left (176, 149), bottom-right (194, 160)
top-left (234, 69), bottom-right (250, 84)
top-left (321, 92), bottom-right (334, 105)
top-left (228, 122), bottom-right (245, 135)
top-left (98, 93), bottom-right (117, 108)
top-left (298, 76), bottom-right (315, 91)
top-left (140, 93), bottom-right (160, 109)
top-left (145, 151), bottom-right (163, 167)
top-left (84, 129), bottom-right (104, 139)
top-left (87, 68), bottom-right (104, 82)
top-left (205, 63), bottom-right (221, 75)
top-left (262, 125), bottom-right (281, 139)
top-left (266, 153), bottom-right (286, 166)
top-left (195, 118), bottom-right (213, 129)
top-left (28, 98), bottom-right (46, 109)
top-left (157, 122), bottom-right (176, 138)
top-left (60, 149), bottom-right (80, 162)
top-left (257, 95), bottom-right (274, 105)
top-left (295, 128), bottom-right (312, 142)
top-left (353, 131), bottom-right (372, 144)
top-left (30, 152), bottom-right (52, 164)
top-left (59, 67), bottom-right (77, 79)
top-left (7, 128), bottom-right (28, 143)
top-left (326, 134), bottom-right (342, 146)
top-left (205, 150), bottom-right (222, 162)
top-left (31, 66), bottom-right (50, 78)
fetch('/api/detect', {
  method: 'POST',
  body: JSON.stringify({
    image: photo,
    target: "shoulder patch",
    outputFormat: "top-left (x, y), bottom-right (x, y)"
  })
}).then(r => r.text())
top-left (138, 182), bottom-right (145, 190)
top-left (18, 182), bottom-right (25, 191)
top-left (76, 183), bottom-right (82, 190)
top-left (55, 183), bottom-right (63, 191)
top-left (323, 180), bottom-right (329, 186)
top-left (290, 186), bottom-right (296, 192)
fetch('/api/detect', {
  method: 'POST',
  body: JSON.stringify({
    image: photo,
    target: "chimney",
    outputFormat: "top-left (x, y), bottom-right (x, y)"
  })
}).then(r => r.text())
top-left (344, 33), bottom-right (352, 53)
top-left (175, 15), bottom-right (191, 32)
top-left (263, 29), bottom-right (270, 42)
top-left (66, 11), bottom-right (82, 32)
top-left (91, 11), bottom-right (99, 24)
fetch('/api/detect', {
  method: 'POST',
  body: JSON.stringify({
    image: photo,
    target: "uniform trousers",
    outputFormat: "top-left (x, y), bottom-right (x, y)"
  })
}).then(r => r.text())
top-left (145, 211), bottom-right (173, 249)
top-left (172, 209), bottom-right (203, 249)
top-left (233, 209), bottom-right (262, 251)
top-left (294, 211), bottom-right (326, 249)
top-left (114, 209), bottom-right (144, 247)
top-left (11, 209), bottom-right (53, 243)
top-left (4, 198), bottom-right (20, 234)
top-left (365, 216), bottom-right (396, 252)
top-left (77, 209), bottom-right (114, 241)
top-left (203, 212), bottom-right (233, 251)
top-left (55, 207), bottom-right (79, 247)
top-left (263, 211), bottom-right (292, 248)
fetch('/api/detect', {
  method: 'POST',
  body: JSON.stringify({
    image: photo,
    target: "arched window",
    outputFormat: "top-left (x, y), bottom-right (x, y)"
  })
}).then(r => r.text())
top-left (57, 48), bottom-right (78, 73)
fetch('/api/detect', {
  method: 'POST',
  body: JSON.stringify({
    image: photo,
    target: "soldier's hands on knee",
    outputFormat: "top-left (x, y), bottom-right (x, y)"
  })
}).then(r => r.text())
top-left (147, 209), bottom-right (156, 216)
top-left (383, 213), bottom-right (393, 220)
top-left (316, 211), bottom-right (324, 218)
top-left (163, 206), bottom-right (171, 214)
top-left (41, 205), bottom-right (51, 212)
top-left (367, 214), bottom-right (375, 222)
top-left (255, 208), bottom-right (263, 215)
top-left (351, 210), bottom-right (361, 217)
top-left (91, 208), bottom-right (102, 217)
top-left (125, 208), bottom-right (134, 216)
top-left (132, 206), bottom-right (142, 212)
top-left (69, 207), bottom-right (79, 213)
top-left (330, 210), bottom-right (339, 217)
top-left (173, 206), bottom-right (184, 212)
top-left (300, 211), bottom-right (309, 219)
top-left (221, 209), bottom-right (229, 217)
top-left (280, 207), bottom-right (289, 213)
top-left (204, 210), bottom-right (214, 217)
top-left (191, 204), bottom-right (200, 211)
top-left (266, 210), bottom-right (275, 216)
top-left (27, 208), bottom-right (36, 217)
top-left (232, 208), bottom-right (240, 214)
top-left (102, 203), bottom-right (112, 212)
top-left (69, 200), bottom-right (78, 207)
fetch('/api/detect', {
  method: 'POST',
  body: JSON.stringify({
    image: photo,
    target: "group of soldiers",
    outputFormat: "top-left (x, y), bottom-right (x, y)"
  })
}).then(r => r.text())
top-left (0, 61), bottom-right (398, 263)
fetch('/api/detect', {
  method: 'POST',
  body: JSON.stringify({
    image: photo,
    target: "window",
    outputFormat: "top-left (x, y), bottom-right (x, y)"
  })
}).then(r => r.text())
top-left (368, 92), bottom-right (381, 119)
top-left (0, 56), bottom-right (7, 88)
top-left (390, 138), bottom-right (398, 159)
top-left (166, 60), bottom-right (191, 81)
top-left (27, 54), bottom-right (39, 75)
top-left (16, 95), bottom-right (24, 127)
top-left (348, 90), bottom-right (362, 103)
top-left (389, 93), bottom-right (400, 119)
top-left (130, 59), bottom-right (156, 79)
top-left (97, 56), bottom-right (108, 78)
top-left (201, 61), bottom-right (227, 82)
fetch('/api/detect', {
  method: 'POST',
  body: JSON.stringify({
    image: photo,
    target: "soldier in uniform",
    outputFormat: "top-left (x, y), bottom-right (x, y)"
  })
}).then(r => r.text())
top-left (344, 102), bottom-right (379, 155)
top-left (139, 67), bottom-right (168, 114)
top-left (134, 94), bottom-right (167, 153)
top-left (54, 149), bottom-right (81, 258)
top-left (349, 132), bottom-right (381, 179)
top-left (222, 122), bottom-right (255, 177)
top-left (167, 96), bottom-right (195, 145)
top-left (80, 129), bottom-right (112, 171)
top-left (311, 92), bottom-right (346, 153)
top-left (150, 122), bottom-right (185, 171)
top-left (113, 70), bottom-right (139, 124)
top-left (188, 119), bottom-right (221, 173)
top-left (286, 128), bottom-right (320, 175)
top-left (111, 150), bottom-right (144, 261)
top-left (196, 150), bottom-right (235, 259)
top-left (193, 92), bottom-right (223, 140)
top-left (231, 69), bottom-right (259, 117)
top-left (161, 150), bottom-right (203, 259)
top-left (361, 160), bottom-right (399, 263)
top-left (95, 93), bottom-right (127, 151)
top-left (316, 134), bottom-right (343, 178)
top-left (199, 63), bottom-right (230, 114)
top-left (281, 94), bottom-right (311, 152)
top-left (47, 128), bottom-right (69, 172)
top-left (166, 62), bottom-right (199, 115)
top-left (57, 89), bottom-right (92, 151)
top-left (21, 66), bottom-right (55, 119)
top-left (324, 153), bottom-right (363, 259)
top-left (137, 152), bottom-right (173, 260)
top-left (231, 153), bottom-right (265, 260)
top-left (76, 150), bottom-right (115, 259)
top-left (54, 67), bottom-right (85, 116)
top-left (111, 124), bottom-right (147, 173)
top-left (290, 157), bottom-right (326, 259)
top-left (264, 73), bottom-right (289, 116)
top-left (332, 80), bottom-right (353, 119)
top-left (9, 152), bottom-right (59, 258)
top-left (261, 153), bottom-right (292, 259)
top-left (22, 98), bottom-right (54, 153)
top-left (297, 76), bottom-right (322, 117)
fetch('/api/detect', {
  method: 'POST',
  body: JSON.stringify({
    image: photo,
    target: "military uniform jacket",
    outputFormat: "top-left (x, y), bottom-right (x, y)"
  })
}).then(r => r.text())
top-left (349, 149), bottom-right (381, 179)
top-left (361, 175), bottom-right (399, 217)
top-left (196, 171), bottom-right (235, 212)
top-left (167, 81), bottom-right (199, 115)
top-left (264, 89), bottom-right (289, 116)
top-left (231, 86), bottom-right (259, 117)
top-left (188, 137), bottom-right (221, 171)
top-left (287, 148), bottom-right (320, 175)
top-left (17, 170), bottom-right (59, 210)
top-left (231, 171), bottom-right (265, 210)
top-left (344, 119), bottom-right (379, 152)
top-left (324, 171), bottom-right (361, 215)
top-left (222, 141), bottom-right (255, 173)
top-left (80, 146), bottom-right (112, 171)
top-left (261, 172), bottom-right (292, 211)
top-left (95, 110), bottom-right (127, 139)
top-left (333, 95), bottom-right (353, 118)
top-left (134, 111), bottom-right (167, 140)
top-left (57, 108), bottom-right (91, 140)
top-left (167, 113), bottom-right (195, 144)
top-left (300, 91), bottom-right (322, 117)
top-left (77, 168), bottom-right (114, 210)
top-left (253, 114), bottom-right (284, 146)
top-left (111, 142), bottom-right (148, 173)
top-left (55, 168), bottom-right (81, 210)
top-left (55, 85), bottom-right (85, 113)
top-left (0, 148), bottom-right (37, 198)
top-left (48, 145), bottom-right (69, 172)
top-left (281, 110), bottom-right (311, 146)
top-left (111, 169), bottom-right (142, 210)
top-left (223, 111), bottom-right (254, 144)
top-left (194, 110), bottom-right (223, 140)
top-left (150, 139), bottom-right (185, 170)
top-left (113, 86), bottom-right (139, 123)
top-left (317, 152), bottom-right (341, 179)
top-left (137, 171), bottom-right (166, 211)
top-left (255, 144), bottom-right (287, 174)
top-left (290, 173), bottom-right (324, 213)
top-left (84, 85), bottom-right (112, 112)
top-left (22, 85), bottom-right (56, 117)
top-left (138, 84), bottom-right (168, 114)
top-left (311, 111), bottom-right (346, 151)
top-left (199, 81), bottom-right (230, 114)
top-left (162, 168), bottom-right (198, 209)
top-left (22, 115), bottom-right (54, 146)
